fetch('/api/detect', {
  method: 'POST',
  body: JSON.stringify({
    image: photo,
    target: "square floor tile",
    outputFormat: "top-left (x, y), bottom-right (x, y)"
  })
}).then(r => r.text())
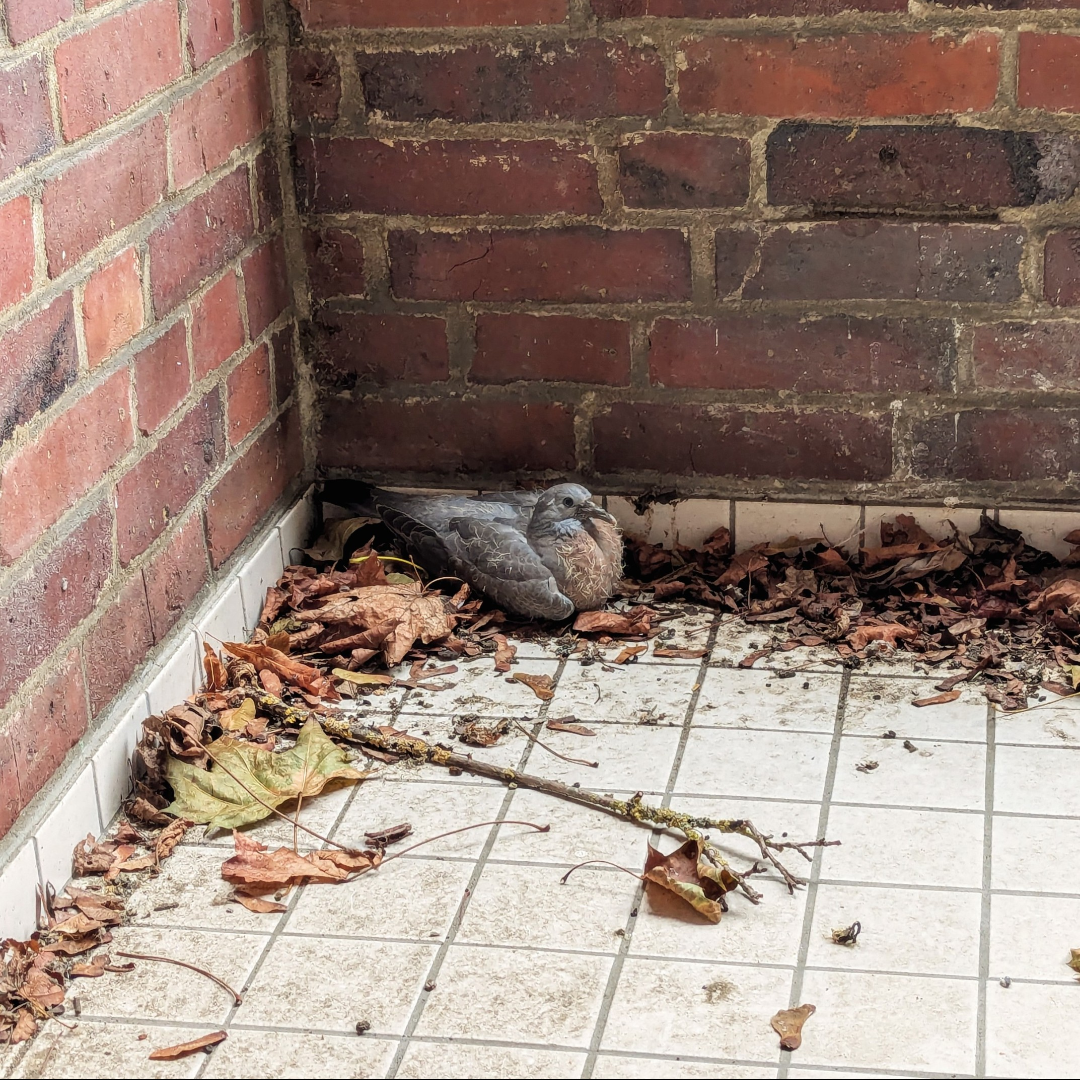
top-left (984, 979), bottom-right (1080, 1078)
top-left (414, 945), bottom-right (612, 1046)
top-left (552, 662), bottom-right (699, 725)
top-left (397, 1041), bottom-right (586, 1078)
top-left (458, 860), bottom-right (636, 952)
top-left (601, 958), bottom-right (789, 1062)
top-left (996, 698), bottom-right (1080, 747)
top-left (675, 728), bottom-right (832, 802)
top-left (401, 659), bottom-right (560, 719)
top-left (72, 926), bottom-right (267, 1024)
top-left (832, 735), bottom-right (986, 811)
top-left (991, 814), bottom-right (1080, 894)
top-left (289, 856), bottom-right (474, 941)
top-left (993, 745), bottom-right (1080, 816)
top-left (694, 669), bottom-right (841, 733)
top-left (990, 893), bottom-right (1080, 982)
top-left (206, 1029), bottom-right (396, 1078)
top-left (709, 621), bottom-right (837, 674)
top-left (820, 805), bottom-right (985, 888)
top-left (845, 675), bottom-right (988, 742)
top-left (235, 936), bottom-right (435, 1034)
top-left (593, 1057), bottom-right (775, 1079)
top-left (795, 968), bottom-right (977, 1074)
top-left (806, 883), bottom-right (981, 976)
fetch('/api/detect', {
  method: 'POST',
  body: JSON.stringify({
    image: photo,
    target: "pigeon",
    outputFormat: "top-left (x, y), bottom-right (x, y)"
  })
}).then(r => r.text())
top-left (319, 480), bottom-right (623, 621)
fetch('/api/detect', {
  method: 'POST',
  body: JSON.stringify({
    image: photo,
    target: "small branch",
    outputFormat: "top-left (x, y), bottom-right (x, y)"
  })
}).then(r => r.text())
top-left (512, 721), bottom-right (598, 768)
top-left (115, 952), bottom-right (242, 1005)
top-left (379, 820), bottom-right (549, 864)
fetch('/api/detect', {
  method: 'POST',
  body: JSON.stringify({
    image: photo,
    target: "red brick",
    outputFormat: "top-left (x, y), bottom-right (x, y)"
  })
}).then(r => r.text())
top-left (0, 295), bottom-right (78, 444)
top-left (618, 133), bottom-right (749, 210)
top-left (1044, 229), bottom-right (1080, 306)
top-left (305, 228), bottom-right (366, 300)
top-left (679, 33), bottom-right (999, 119)
top-left (741, 222), bottom-right (1023, 302)
top-left (239, 0), bottom-right (264, 33)
top-left (0, 56), bottom-right (54, 181)
top-left (974, 322), bottom-right (1080, 389)
top-left (83, 575), bottom-right (154, 716)
top-left (0, 508), bottom-right (111, 710)
top-left (0, 370), bottom-right (134, 564)
top-left (594, 0), bottom-right (902, 12)
top-left (4, 0), bottom-right (72, 44)
top-left (227, 344), bottom-right (272, 444)
top-left (8, 653), bottom-right (87, 815)
top-left (171, 53), bottom-right (272, 190)
top-left (296, 138), bottom-right (602, 216)
top-left (593, 403), bottom-right (892, 481)
top-left (290, 0), bottom-right (567, 28)
top-left (83, 247), bottom-right (144, 367)
top-left (0, 196), bottom-right (34, 314)
top-left (715, 227), bottom-right (759, 298)
top-left (320, 398), bottom-right (574, 474)
top-left (149, 167), bottom-right (253, 316)
top-left (359, 40), bottom-right (665, 123)
top-left (142, 513), bottom-right (209, 641)
top-left (186, 0), bottom-right (235, 68)
top-left (134, 321), bottom-right (191, 434)
top-left (1019, 34), bottom-right (1080, 112)
top-left (55, 0), bottom-right (182, 140)
top-left (912, 410), bottom-right (1080, 481)
top-left (650, 316), bottom-right (954, 392)
top-left (206, 407), bottom-right (303, 567)
top-left (255, 149), bottom-right (282, 229)
top-left (289, 48), bottom-right (341, 124)
top-left (243, 235), bottom-right (290, 338)
top-left (116, 390), bottom-right (224, 565)
top-left (473, 315), bottom-right (630, 385)
top-left (767, 124), bottom-right (1043, 211)
top-left (44, 117), bottom-right (167, 277)
top-left (390, 227), bottom-right (691, 302)
top-left (272, 328), bottom-right (295, 404)
top-left (192, 273), bottom-right (245, 379)
top-left (314, 313), bottom-right (449, 389)
top-left (0, 735), bottom-right (20, 838)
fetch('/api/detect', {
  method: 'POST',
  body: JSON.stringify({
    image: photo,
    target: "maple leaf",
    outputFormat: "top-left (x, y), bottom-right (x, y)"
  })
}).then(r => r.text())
top-left (642, 839), bottom-right (738, 923)
top-left (220, 831), bottom-right (380, 895)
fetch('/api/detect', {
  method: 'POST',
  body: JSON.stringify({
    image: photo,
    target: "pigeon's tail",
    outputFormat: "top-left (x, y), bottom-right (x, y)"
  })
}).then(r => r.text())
top-left (318, 478), bottom-right (381, 517)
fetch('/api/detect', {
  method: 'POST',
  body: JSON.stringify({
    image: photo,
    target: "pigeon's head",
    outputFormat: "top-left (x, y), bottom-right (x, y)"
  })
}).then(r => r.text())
top-left (533, 484), bottom-right (617, 527)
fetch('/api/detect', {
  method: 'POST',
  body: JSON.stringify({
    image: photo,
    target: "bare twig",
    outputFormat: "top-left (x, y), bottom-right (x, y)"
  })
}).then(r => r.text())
top-left (559, 859), bottom-right (642, 884)
top-left (379, 820), bottom-right (548, 864)
top-left (512, 721), bottom-right (599, 768)
top-left (115, 952), bottom-right (242, 1005)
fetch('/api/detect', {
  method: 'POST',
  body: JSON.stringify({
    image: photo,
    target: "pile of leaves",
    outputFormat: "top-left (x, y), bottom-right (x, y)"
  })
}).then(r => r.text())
top-left (622, 511), bottom-right (1080, 710)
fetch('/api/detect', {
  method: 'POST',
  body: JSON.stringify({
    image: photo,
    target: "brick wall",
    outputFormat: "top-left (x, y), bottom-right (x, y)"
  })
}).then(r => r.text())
top-left (292, 0), bottom-right (1080, 504)
top-left (0, 0), bottom-right (305, 838)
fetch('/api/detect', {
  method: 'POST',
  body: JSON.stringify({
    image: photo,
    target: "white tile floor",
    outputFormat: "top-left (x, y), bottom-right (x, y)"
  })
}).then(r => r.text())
top-left (9, 606), bottom-right (1080, 1079)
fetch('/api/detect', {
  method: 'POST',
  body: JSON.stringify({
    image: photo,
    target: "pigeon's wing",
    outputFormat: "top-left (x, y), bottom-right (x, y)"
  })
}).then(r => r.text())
top-left (444, 518), bottom-right (574, 621)
top-left (374, 500), bottom-right (452, 576)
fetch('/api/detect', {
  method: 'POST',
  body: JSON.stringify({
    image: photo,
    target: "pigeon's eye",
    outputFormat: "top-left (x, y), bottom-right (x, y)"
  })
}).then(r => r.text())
top-left (562, 497), bottom-right (575, 508)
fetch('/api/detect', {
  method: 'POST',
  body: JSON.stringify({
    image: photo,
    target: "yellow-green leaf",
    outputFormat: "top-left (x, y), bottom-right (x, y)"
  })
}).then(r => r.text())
top-left (1068, 947), bottom-right (1080, 975)
top-left (165, 719), bottom-right (367, 829)
top-left (219, 697), bottom-right (256, 732)
top-left (1068, 666), bottom-right (1080, 690)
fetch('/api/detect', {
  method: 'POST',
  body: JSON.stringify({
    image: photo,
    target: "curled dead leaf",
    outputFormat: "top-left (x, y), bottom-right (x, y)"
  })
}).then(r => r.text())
top-left (202, 643), bottom-right (227, 692)
top-left (454, 717), bottom-right (510, 747)
top-left (1068, 947), bottom-right (1080, 976)
top-left (546, 718), bottom-right (597, 737)
top-left (221, 831), bottom-right (380, 896)
top-left (771, 1003), bottom-right (815, 1050)
top-left (493, 635), bottom-right (517, 672)
top-left (643, 839), bottom-right (738, 924)
top-left (333, 669), bottom-right (393, 687)
top-left (652, 646), bottom-right (708, 659)
top-left (72, 834), bottom-right (117, 876)
top-left (614, 644), bottom-right (647, 663)
top-left (912, 690), bottom-right (961, 707)
top-left (149, 1031), bottom-right (227, 1061)
top-left (224, 641), bottom-right (340, 701)
top-left (848, 623), bottom-right (918, 651)
top-left (1028, 579), bottom-right (1080, 615)
top-left (70, 953), bottom-right (110, 978)
top-left (573, 606), bottom-right (653, 636)
top-left (230, 893), bottom-right (287, 914)
top-left (512, 672), bottom-right (554, 701)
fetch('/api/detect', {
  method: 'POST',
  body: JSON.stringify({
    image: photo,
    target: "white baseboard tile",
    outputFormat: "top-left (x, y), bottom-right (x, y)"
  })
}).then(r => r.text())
top-left (238, 527), bottom-right (286, 630)
top-left (671, 499), bottom-right (732, 549)
top-left (91, 694), bottom-right (149, 831)
top-left (998, 509), bottom-right (1080, 560)
top-left (735, 500), bottom-right (862, 553)
top-left (863, 504), bottom-right (985, 547)
top-left (277, 486), bottom-right (315, 566)
top-left (196, 578), bottom-right (247, 656)
top-left (0, 842), bottom-right (40, 941)
top-left (34, 768), bottom-right (102, 898)
top-left (145, 630), bottom-right (200, 716)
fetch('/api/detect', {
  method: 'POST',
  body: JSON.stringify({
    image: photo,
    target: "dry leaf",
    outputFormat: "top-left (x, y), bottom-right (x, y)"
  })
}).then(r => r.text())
top-left (652, 646), bottom-right (708, 659)
top-left (848, 624), bottom-right (919, 651)
top-left (223, 641), bottom-right (339, 701)
top-left (332, 669), bottom-right (393, 686)
top-left (493, 634), bottom-right (517, 672)
top-left (231, 893), bottom-right (287, 914)
top-left (454, 717), bottom-right (510, 747)
top-left (614, 644), bottom-right (647, 663)
top-left (912, 690), bottom-right (961, 707)
top-left (9, 1009), bottom-right (36, 1043)
top-left (202, 643), bottom-right (227, 691)
top-left (546, 718), bottom-right (597, 737)
top-left (771, 1003), bottom-right (815, 1050)
top-left (219, 697), bottom-right (256, 732)
top-left (1068, 947), bottom-right (1080, 975)
top-left (573, 607), bottom-right (652, 635)
top-left (1029, 579), bottom-right (1080, 615)
top-left (70, 953), bottom-right (110, 978)
top-left (149, 1031), bottom-right (227, 1060)
top-left (512, 672), bottom-right (554, 700)
top-left (51, 912), bottom-right (104, 937)
top-left (643, 839), bottom-right (738, 924)
top-left (221, 831), bottom-right (380, 895)
top-left (72, 834), bottom-right (118, 876)
top-left (831, 921), bottom-right (861, 946)
top-left (258, 669), bottom-right (283, 696)
top-left (20, 967), bottom-right (64, 1010)
top-left (41, 932), bottom-right (107, 956)
top-left (739, 649), bottom-right (771, 668)
top-left (156, 818), bottom-right (192, 860)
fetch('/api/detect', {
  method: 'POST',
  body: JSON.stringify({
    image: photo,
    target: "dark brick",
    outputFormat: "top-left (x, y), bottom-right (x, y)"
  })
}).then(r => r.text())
top-left (116, 390), bottom-right (225, 565)
top-left (358, 40), bottom-right (666, 123)
top-left (0, 56), bottom-right (54, 181)
top-left (913, 410), bottom-right (1080, 481)
top-left (715, 228), bottom-right (759, 298)
top-left (289, 48), bottom-right (341, 123)
top-left (390, 227), bottom-right (692, 303)
top-left (296, 137), bottom-right (602, 216)
top-left (473, 315), bottom-right (630, 385)
top-left (650, 316), bottom-right (954, 392)
top-left (206, 407), bottom-right (303, 567)
top-left (1045, 229), bottom-right (1080, 306)
top-left (742, 222), bottom-right (1023, 301)
top-left (974, 321), bottom-right (1080, 389)
top-left (255, 149), bottom-right (283, 229)
top-left (292, 0), bottom-right (567, 26)
top-left (304, 228), bottom-right (366, 300)
top-left (314, 312), bottom-right (449, 389)
top-left (593, 403), bottom-right (892, 481)
top-left (768, 124), bottom-right (1042, 211)
top-left (273, 328), bottom-right (295, 405)
top-left (84, 574), bottom-right (154, 716)
top-left (0, 295), bottom-right (78, 444)
top-left (593, 0), bottom-right (903, 13)
top-left (0, 507), bottom-right (112, 710)
top-left (619, 133), bottom-right (750, 209)
top-left (142, 513), bottom-right (209, 642)
top-left (321, 398), bottom-right (575, 475)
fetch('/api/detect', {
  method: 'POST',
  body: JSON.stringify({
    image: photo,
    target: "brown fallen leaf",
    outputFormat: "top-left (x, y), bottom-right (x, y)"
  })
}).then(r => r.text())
top-left (1028, 579), bottom-right (1080, 615)
top-left (653, 646), bottom-right (708, 659)
top-left (739, 649), bottom-right (771, 668)
top-left (20, 967), bottom-right (64, 1010)
top-left (493, 634), bottom-right (517, 673)
top-left (1068, 947), bottom-right (1080, 975)
top-left (149, 1031), bottom-right (227, 1061)
top-left (333, 668), bottom-right (394, 687)
top-left (716, 548), bottom-right (769, 588)
top-left (643, 839), bottom-right (737, 924)
top-left (41, 932), bottom-right (109, 956)
top-left (912, 690), bottom-right (961, 707)
top-left (221, 832), bottom-right (380, 896)
top-left (9, 1009), bottom-right (36, 1043)
top-left (50, 912), bottom-right (104, 937)
top-left (546, 718), bottom-right (597, 737)
top-left (454, 717), bottom-right (510, 747)
top-left (202, 643), bottom-right (228, 692)
top-left (70, 953), bottom-right (110, 978)
top-left (573, 606), bottom-right (653, 635)
top-left (230, 893), bottom-right (287, 914)
top-left (831, 921), bottom-right (861, 946)
top-left (72, 834), bottom-right (118, 876)
top-left (223, 641), bottom-right (340, 701)
top-left (156, 818), bottom-right (192, 861)
top-left (614, 644), bottom-right (647, 664)
top-left (512, 672), bottom-right (554, 700)
top-left (849, 624), bottom-right (919, 651)
top-left (258, 668), bottom-right (284, 696)
top-left (771, 1003), bottom-right (815, 1050)
top-left (219, 697), bottom-right (257, 732)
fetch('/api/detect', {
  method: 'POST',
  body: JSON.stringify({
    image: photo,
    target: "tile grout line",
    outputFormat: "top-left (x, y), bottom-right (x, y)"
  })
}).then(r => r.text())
top-left (778, 667), bottom-right (852, 1080)
top-left (975, 700), bottom-right (997, 1079)
top-left (579, 612), bottom-right (722, 1080)
top-left (382, 654), bottom-right (570, 1078)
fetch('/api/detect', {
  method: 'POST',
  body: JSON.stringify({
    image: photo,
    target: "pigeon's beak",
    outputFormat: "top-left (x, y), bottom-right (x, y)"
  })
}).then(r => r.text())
top-left (579, 501), bottom-right (617, 526)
